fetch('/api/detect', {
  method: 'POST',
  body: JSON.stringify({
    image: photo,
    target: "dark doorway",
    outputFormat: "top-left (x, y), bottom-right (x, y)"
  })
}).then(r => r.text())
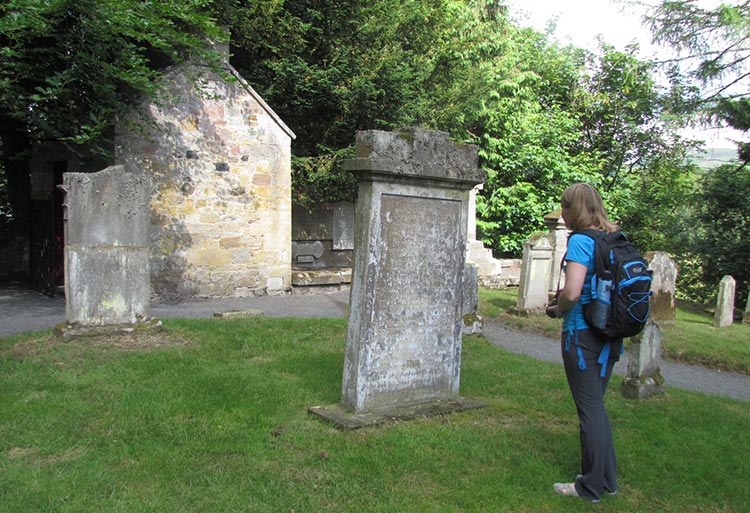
top-left (29, 161), bottom-right (66, 296)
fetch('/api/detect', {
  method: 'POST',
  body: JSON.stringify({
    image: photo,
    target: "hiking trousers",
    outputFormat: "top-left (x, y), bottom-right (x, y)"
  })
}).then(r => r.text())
top-left (560, 329), bottom-right (619, 501)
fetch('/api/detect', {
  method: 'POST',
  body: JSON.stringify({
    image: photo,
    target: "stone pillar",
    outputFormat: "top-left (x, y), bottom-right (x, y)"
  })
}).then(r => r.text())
top-left (646, 252), bottom-right (678, 324)
top-left (714, 275), bottom-right (736, 328)
top-left (544, 210), bottom-right (568, 298)
top-left (465, 184), bottom-right (502, 277)
top-left (337, 128), bottom-right (486, 416)
top-left (621, 319), bottom-right (665, 399)
top-left (60, 165), bottom-right (156, 337)
top-left (515, 233), bottom-right (553, 313)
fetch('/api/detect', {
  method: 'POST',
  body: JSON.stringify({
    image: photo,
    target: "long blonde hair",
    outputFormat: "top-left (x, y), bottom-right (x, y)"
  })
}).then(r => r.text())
top-left (561, 183), bottom-right (619, 233)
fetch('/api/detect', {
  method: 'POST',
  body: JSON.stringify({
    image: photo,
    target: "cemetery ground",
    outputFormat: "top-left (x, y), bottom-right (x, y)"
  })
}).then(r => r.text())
top-left (1, 291), bottom-right (748, 512)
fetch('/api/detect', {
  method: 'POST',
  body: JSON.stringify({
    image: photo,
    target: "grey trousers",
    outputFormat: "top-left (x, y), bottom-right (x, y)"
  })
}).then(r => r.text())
top-left (560, 329), bottom-right (620, 501)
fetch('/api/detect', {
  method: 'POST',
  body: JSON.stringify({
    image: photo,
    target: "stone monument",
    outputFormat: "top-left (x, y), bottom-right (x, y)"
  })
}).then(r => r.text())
top-left (714, 275), bottom-right (736, 328)
top-left (465, 183), bottom-right (502, 277)
top-left (544, 210), bottom-right (568, 299)
top-left (646, 251), bottom-right (677, 323)
top-left (309, 128), bottom-right (486, 428)
top-left (621, 319), bottom-right (665, 399)
top-left (58, 165), bottom-right (158, 339)
top-left (515, 233), bottom-right (553, 313)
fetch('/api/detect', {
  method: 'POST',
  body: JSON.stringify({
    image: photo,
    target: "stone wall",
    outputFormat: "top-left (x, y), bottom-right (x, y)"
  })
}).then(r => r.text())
top-left (116, 60), bottom-right (295, 299)
top-left (292, 201), bottom-right (354, 269)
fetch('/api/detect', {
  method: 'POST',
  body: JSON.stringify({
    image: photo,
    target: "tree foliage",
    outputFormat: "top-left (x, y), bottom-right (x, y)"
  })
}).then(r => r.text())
top-left (644, 0), bottom-right (750, 163)
top-left (688, 164), bottom-right (750, 303)
top-left (0, 0), bottom-right (225, 158)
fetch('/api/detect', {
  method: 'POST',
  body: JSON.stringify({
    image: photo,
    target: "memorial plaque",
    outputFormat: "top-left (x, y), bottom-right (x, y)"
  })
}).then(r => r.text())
top-left (332, 201), bottom-right (355, 250)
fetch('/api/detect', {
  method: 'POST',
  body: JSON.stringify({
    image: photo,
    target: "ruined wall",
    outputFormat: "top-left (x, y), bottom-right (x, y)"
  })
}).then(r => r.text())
top-left (116, 62), bottom-right (295, 299)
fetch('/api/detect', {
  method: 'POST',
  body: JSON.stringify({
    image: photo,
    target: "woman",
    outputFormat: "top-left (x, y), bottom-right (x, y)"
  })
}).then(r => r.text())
top-left (545, 182), bottom-right (622, 503)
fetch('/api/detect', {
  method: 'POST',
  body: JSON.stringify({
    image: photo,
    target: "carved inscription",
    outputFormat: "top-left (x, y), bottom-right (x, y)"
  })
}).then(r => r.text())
top-left (364, 194), bottom-right (463, 398)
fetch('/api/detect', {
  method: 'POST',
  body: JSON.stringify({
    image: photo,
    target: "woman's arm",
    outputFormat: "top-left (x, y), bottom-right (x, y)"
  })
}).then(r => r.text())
top-left (547, 261), bottom-right (587, 318)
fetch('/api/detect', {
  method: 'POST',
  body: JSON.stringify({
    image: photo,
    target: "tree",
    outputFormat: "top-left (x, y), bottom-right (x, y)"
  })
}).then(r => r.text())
top-left (691, 164), bottom-right (750, 303)
top-left (575, 42), bottom-right (698, 251)
top-left (0, 0), bottom-right (225, 223)
top-left (644, 0), bottom-right (750, 164)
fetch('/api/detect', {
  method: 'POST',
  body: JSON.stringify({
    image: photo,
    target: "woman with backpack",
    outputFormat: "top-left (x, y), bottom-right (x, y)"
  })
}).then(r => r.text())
top-left (545, 182), bottom-right (623, 503)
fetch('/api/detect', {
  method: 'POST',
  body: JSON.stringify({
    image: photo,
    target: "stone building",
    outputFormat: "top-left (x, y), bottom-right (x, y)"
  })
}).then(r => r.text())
top-left (116, 50), bottom-right (295, 299)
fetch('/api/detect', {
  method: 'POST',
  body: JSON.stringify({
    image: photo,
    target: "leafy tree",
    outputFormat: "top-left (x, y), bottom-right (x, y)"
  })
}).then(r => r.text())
top-left (574, 42), bottom-right (698, 252)
top-left (0, 0), bottom-right (225, 223)
top-left (689, 164), bottom-right (750, 303)
top-left (644, 0), bottom-right (750, 164)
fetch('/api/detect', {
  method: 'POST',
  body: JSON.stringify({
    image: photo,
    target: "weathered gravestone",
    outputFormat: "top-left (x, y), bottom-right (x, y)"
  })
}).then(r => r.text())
top-left (621, 252), bottom-right (675, 399)
top-left (544, 210), bottom-right (568, 300)
top-left (621, 319), bottom-right (665, 399)
top-left (714, 275), bottom-right (736, 328)
top-left (309, 128), bottom-right (486, 428)
top-left (58, 165), bottom-right (158, 339)
top-left (515, 233), bottom-right (553, 314)
top-left (744, 292), bottom-right (750, 325)
top-left (646, 251), bottom-right (677, 323)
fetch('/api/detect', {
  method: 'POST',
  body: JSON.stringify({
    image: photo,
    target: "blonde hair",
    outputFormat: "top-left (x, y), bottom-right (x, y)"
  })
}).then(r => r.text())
top-left (561, 183), bottom-right (619, 233)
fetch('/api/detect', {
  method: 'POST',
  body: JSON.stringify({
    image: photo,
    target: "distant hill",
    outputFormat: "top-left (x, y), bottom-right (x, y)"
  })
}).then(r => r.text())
top-left (690, 147), bottom-right (739, 170)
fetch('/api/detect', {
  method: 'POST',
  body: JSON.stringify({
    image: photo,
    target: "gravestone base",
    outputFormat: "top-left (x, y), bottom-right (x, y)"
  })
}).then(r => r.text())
top-left (462, 314), bottom-right (483, 335)
top-left (55, 318), bottom-right (163, 342)
top-left (308, 397), bottom-right (486, 430)
top-left (621, 370), bottom-right (665, 400)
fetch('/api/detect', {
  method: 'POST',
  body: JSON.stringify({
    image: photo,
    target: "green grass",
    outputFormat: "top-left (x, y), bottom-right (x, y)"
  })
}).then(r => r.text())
top-left (479, 287), bottom-right (750, 375)
top-left (1, 316), bottom-right (749, 512)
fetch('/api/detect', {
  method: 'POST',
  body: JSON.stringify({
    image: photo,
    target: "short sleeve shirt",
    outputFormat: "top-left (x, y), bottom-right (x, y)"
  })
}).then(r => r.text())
top-left (562, 233), bottom-right (598, 331)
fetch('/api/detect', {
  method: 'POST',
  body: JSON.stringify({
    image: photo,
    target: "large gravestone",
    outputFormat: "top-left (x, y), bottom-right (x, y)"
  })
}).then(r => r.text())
top-left (59, 165), bottom-right (157, 339)
top-left (309, 128), bottom-right (486, 427)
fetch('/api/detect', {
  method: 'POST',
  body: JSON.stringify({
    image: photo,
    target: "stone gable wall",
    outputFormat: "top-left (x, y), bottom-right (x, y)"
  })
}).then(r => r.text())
top-left (116, 63), bottom-right (294, 299)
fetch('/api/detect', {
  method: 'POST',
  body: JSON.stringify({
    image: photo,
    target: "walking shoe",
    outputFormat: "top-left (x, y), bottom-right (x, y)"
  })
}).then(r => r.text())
top-left (553, 482), bottom-right (601, 504)
top-left (575, 474), bottom-right (618, 497)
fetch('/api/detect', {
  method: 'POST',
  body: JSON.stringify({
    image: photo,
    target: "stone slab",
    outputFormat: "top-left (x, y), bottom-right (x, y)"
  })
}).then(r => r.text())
top-left (212, 309), bottom-right (264, 319)
top-left (56, 318), bottom-right (163, 342)
top-left (308, 397), bottom-right (486, 430)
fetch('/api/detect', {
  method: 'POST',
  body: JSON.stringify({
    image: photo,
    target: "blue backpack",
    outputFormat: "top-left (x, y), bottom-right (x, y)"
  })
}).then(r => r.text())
top-left (577, 229), bottom-right (652, 340)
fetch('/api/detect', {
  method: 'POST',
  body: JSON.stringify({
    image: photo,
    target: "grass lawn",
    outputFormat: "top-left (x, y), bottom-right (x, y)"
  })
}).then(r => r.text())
top-left (479, 287), bottom-right (750, 374)
top-left (1, 315), bottom-right (749, 512)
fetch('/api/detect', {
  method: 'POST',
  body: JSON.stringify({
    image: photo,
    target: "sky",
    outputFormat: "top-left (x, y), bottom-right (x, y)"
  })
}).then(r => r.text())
top-left (504, 0), bottom-right (745, 149)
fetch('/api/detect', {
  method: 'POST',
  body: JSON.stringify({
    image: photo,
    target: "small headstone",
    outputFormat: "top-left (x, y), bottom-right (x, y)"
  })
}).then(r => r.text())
top-left (714, 275), bottom-right (736, 328)
top-left (621, 319), bottom-right (665, 400)
top-left (515, 233), bottom-right (553, 313)
top-left (744, 292), bottom-right (750, 325)
top-left (646, 251), bottom-right (678, 324)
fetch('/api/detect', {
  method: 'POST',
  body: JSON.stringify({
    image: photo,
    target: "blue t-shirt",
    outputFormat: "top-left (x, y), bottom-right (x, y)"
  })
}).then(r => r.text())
top-left (562, 233), bottom-right (597, 332)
